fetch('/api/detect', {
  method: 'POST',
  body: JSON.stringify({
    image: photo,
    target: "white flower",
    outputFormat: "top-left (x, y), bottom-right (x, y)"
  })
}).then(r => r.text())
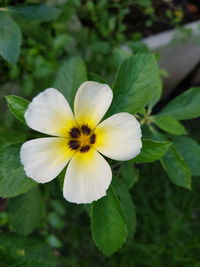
top-left (20, 81), bottom-right (142, 204)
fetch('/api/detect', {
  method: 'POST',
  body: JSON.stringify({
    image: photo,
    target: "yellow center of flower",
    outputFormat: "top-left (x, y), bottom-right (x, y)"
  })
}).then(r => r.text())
top-left (68, 125), bottom-right (96, 153)
top-left (78, 134), bottom-right (90, 146)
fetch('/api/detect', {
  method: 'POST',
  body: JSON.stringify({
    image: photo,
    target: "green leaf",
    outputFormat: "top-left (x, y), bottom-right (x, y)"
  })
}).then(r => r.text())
top-left (48, 212), bottom-right (64, 229)
top-left (112, 179), bottom-right (136, 238)
top-left (161, 145), bottom-right (192, 189)
top-left (2, 4), bottom-right (61, 22)
top-left (47, 235), bottom-right (62, 248)
top-left (54, 56), bottom-right (87, 107)
top-left (150, 130), bottom-right (192, 189)
top-left (159, 87), bottom-right (200, 120)
top-left (120, 160), bottom-right (139, 189)
top-left (6, 95), bottom-right (30, 124)
top-left (152, 115), bottom-right (187, 135)
top-left (91, 187), bottom-right (127, 256)
top-left (0, 12), bottom-right (22, 64)
top-left (8, 186), bottom-right (45, 235)
top-left (173, 136), bottom-right (200, 176)
top-left (133, 139), bottom-right (171, 163)
top-left (109, 53), bottom-right (161, 115)
top-left (112, 47), bottom-right (132, 71)
top-left (0, 144), bottom-right (36, 198)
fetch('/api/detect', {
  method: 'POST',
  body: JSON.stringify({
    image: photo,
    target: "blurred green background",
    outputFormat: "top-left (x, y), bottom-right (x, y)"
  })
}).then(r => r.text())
top-left (0, 0), bottom-right (200, 266)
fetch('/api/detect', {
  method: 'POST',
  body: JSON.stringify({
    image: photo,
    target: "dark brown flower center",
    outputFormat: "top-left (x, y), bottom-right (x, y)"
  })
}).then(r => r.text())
top-left (68, 124), bottom-right (96, 153)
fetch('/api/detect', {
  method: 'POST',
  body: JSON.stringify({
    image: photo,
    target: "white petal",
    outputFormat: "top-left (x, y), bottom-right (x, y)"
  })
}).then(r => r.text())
top-left (25, 88), bottom-right (76, 137)
top-left (74, 81), bottom-right (113, 129)
top-left (63, 149), bottom-right (112, 204)
top-left (20, 138), bottom-right (75, 183)
top-left (95, 112), bottom-right (142, 161)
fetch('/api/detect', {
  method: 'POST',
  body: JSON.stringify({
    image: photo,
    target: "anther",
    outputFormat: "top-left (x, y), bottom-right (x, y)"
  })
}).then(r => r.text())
top-left (90, 133), bottom-right (96, 144)
top-left (68, 140), bottom-right (80, 150)
top-left (80, 145), bottom-right (90, 153)
top-left (69, 127), bottom-right (81, 138)
top-left (81, 125), bottom-right (91, 135)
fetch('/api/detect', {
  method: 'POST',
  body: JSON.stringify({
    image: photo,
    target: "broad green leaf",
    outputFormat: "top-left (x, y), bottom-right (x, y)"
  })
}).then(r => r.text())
top-left (54, 56), bottom-right (87, 107)
top-left (151, 130), bottom-right (192, 189)
top-left (161, 145), bottom-right (192, 189)
top-left (2, 4), bottom-right (61, 22)
top-left (120, 160), bottom-right (139, 189)
top-left (112, 47), bottom-right (132, 71)
top-left (173, 136), bottom-right (200, 176)
top-left (109, 53), bottom-right (161, 115)
top-left (0, 12), bottom-right (22, 64)
top-left (152, 115), bottom-right (187, 135)
top-left (133, 139), bottom-right (171, 163)
top-left (0, 233), bottom-right (58, 266)
top-left (91, 187), bottom-right (127, 256)
top-left (8, 186), bottom-right (45, 235)
top-left (159, 87), bottom-right (200, 120)
top-left (112, 179), bottom-right (136, 238)
top-left (6, 95), bottom-right (30, 124)
top-left (0, 144), bottom-right (36, 198)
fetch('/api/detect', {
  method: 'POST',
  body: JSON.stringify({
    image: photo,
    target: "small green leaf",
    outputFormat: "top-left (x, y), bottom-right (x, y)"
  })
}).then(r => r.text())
top-left (0, 12), bottom-right (22, 64)
top-left (161, 145), bottom-right (192, 189)
top-left (159, 87), bottom-right (200, 120)
top-left (54, 56), bottom-right (87, 107)
top-left (3, 4), bottom-right (61, 22)
top-left (91, 187), bottom-right (127, 256)
top-left (152, 115), bottom-right (187, 135)
top-left (0, 144), bottom-right (36, 198)
top-left (6, 95), bottom-right (30, 124)
top-left (133, 139), bottom-right (171, 163)
top-left (48, 212), bottom-right (64, 229)
top-left (109, 53), bottom-right (161, 115)
top-left (173, 136), bottom-right (200, 176)
top-left (47, 235), bottom-right (62, 248)
top-left (120, 160), bottom-right (139, 189)
top-left (112, 179), bottom-right (136, 238)
top-left (8, 186), bottom-right (45, 235)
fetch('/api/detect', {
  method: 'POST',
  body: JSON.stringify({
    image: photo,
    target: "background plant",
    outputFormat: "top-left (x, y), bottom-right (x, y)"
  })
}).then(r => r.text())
top-left (0, 0), bottom-right (200, 266)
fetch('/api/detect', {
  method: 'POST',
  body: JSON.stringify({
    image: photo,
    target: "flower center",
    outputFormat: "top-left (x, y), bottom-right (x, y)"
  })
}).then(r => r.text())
top-left (68, 125), bottom-right (96, 153)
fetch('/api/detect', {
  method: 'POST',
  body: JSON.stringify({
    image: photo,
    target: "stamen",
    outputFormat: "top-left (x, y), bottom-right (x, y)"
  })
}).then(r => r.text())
top-left (90, 133), bottom-right (96, 144)
top-left (69, 127), bottom-right (81, 138)
top-left (81, 125), bottom-right (91, 135)
top-left (68, 140), bottom-right (80, 150)
top-left (80, 145), bottom-right (90, 153)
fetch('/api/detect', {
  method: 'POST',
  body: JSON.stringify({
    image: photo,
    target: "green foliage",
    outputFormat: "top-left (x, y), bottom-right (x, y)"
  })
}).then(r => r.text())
top-left (0, 233), bottom-right (58, 266)
top-left (173, 136), bottom-right (200, 176)
top-left (133, 139), bottom-right (171, 163)
top-left (152, 115), bottom-right (187, 135)
top-left (91, 187), bottom-right (127, 256)
top-left (161, 145), bottom-right (192, 190)
top-left (0, 12), bottom-right (21, 64)
top-left (5, 95), bottom-right (30, 124)
top-left (8, 186), bottom-right (45, 235)
top-left (109, 54), bottom-right (161, 115)
top-left (1, 0), bottom-right (200, 262)
top-left (54, 56), bottom-right (87, 107)
top-left (159, 87), bottom-right (200, 120)
top-left (112, 179), bottom-right (136, 238)
top-left (120, 161), bottom-right (139, 189)
top-left (4, 4), bottom-right (62, 22)
top-left (0, 144), bottom-right (36, 198)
